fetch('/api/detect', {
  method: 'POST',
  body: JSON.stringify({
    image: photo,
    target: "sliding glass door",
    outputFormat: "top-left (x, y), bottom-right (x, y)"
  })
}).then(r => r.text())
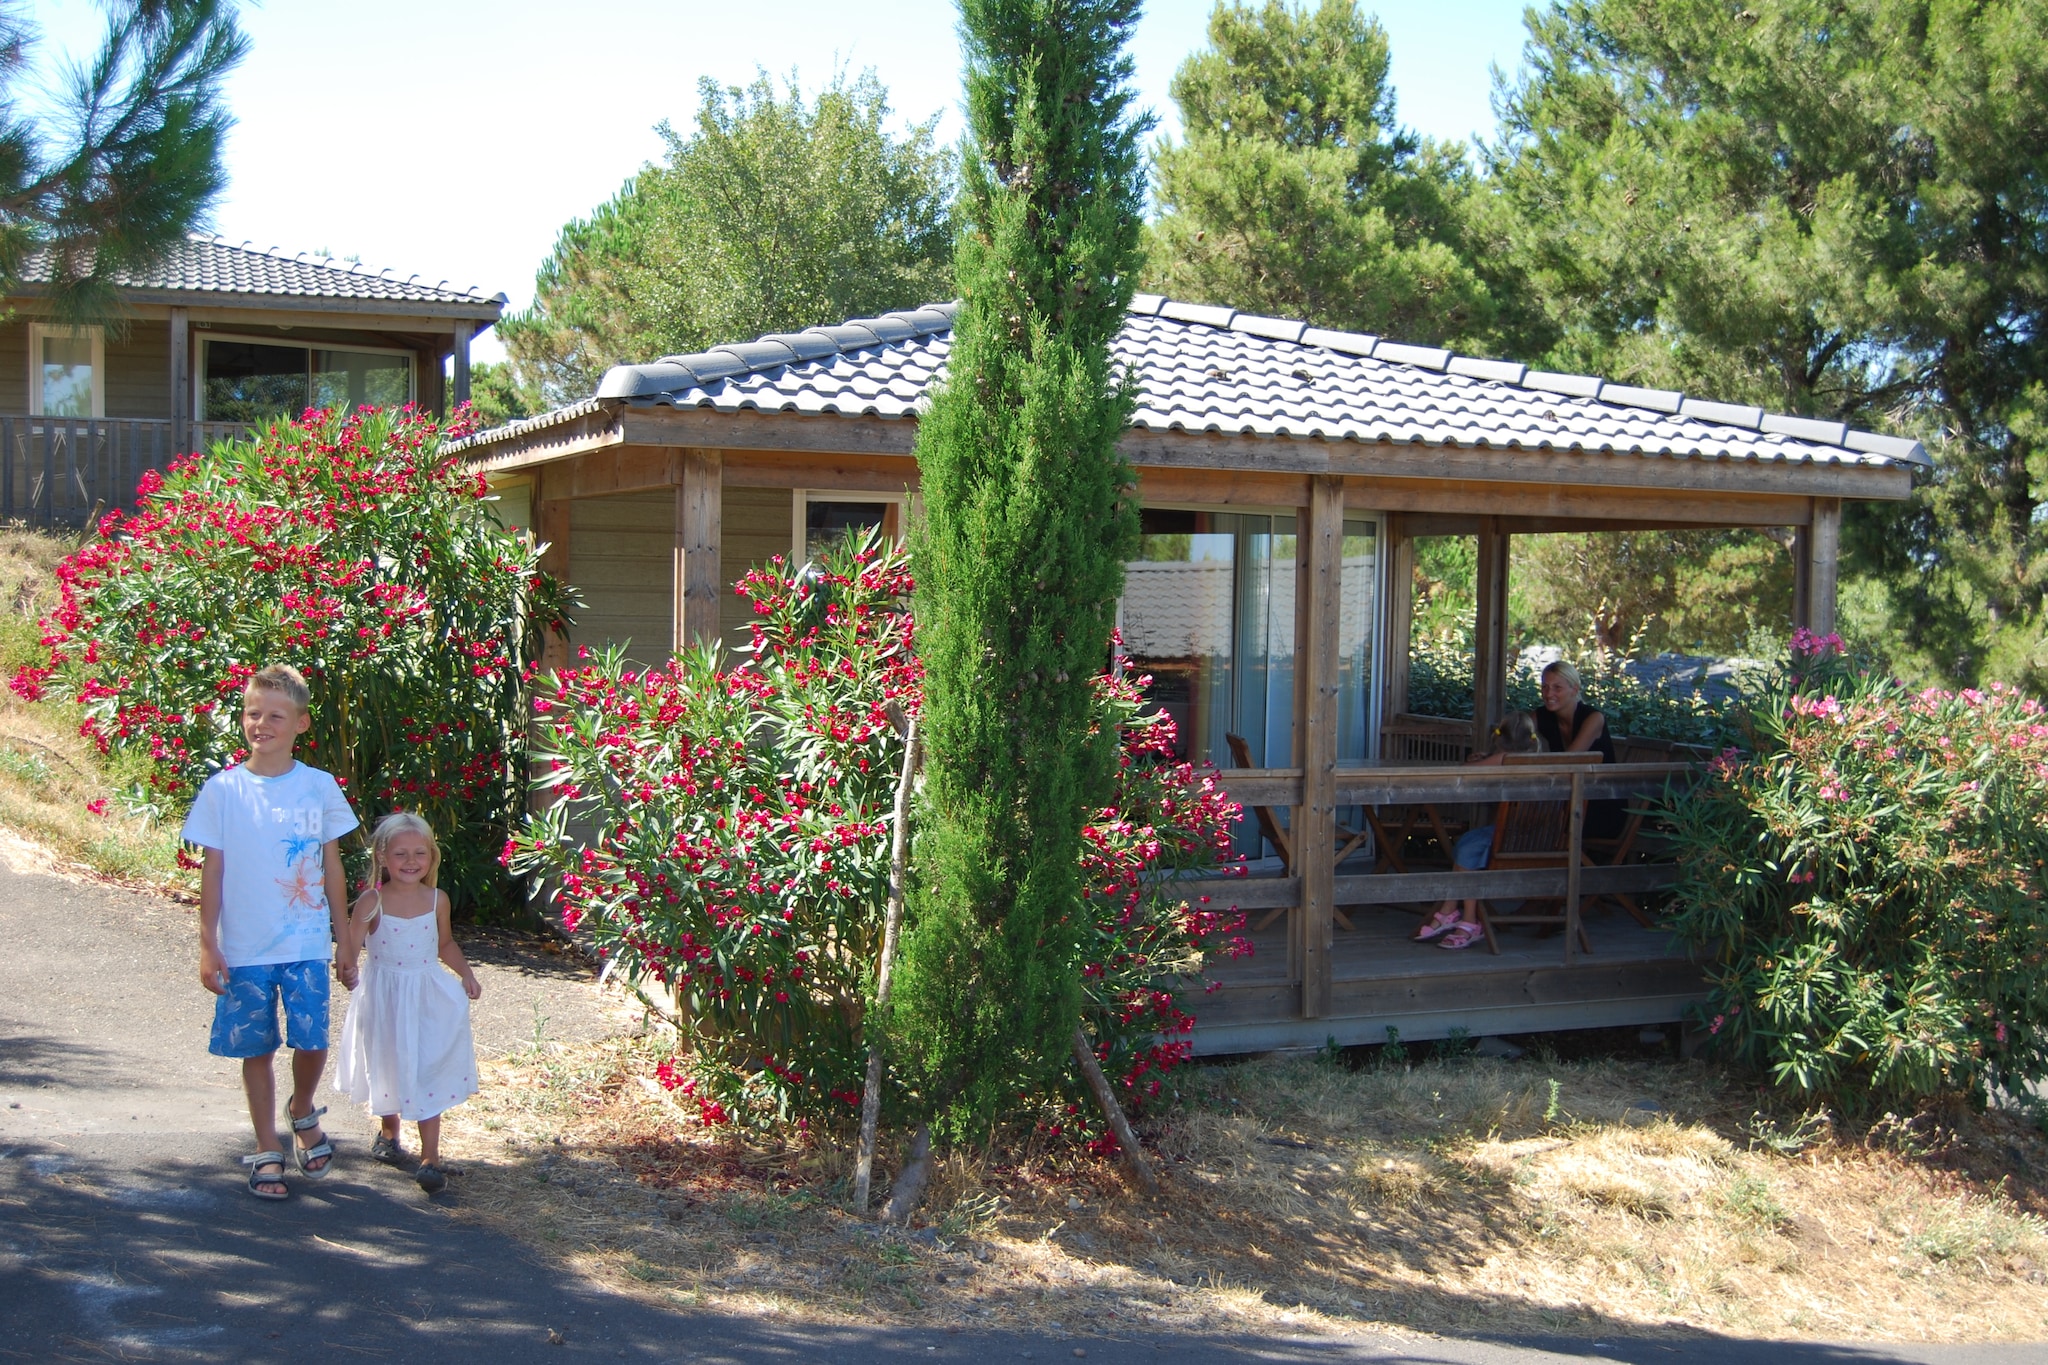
top-left (1119, 507), bottom-right (1379, 858)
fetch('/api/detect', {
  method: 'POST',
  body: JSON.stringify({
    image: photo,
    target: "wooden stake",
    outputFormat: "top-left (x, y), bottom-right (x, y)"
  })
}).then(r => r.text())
top-left (854, 719), bottom-right (920, 1215)
top-left (1071, 1025), bottom-right (1161, 1197)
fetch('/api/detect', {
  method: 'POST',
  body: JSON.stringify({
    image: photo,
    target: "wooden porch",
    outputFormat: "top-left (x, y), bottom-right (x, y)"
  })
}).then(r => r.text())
top-left (1171, 758), bottom-right (1705, 1053)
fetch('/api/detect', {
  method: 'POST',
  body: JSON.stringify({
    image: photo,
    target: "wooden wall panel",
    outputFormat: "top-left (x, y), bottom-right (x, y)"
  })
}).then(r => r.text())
top-left (568, 490), bottom-right (673, 668)
top-left (106, 325), bottom-right (172, 418)
top-left (721, 486), bottom-right (794, 649)
top-left (0, 323), bottom-right (24, 411)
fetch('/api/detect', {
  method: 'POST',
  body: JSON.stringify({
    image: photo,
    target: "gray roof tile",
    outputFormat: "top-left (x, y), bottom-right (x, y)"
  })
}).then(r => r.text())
top-left (20, 233), bottom-right (503, 309)
top-left (548, 296), bottom-right (1930, 470)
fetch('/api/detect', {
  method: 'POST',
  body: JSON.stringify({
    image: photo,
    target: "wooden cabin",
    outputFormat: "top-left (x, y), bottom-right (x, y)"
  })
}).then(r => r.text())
top-left (4, 235), bottom-right (504, 525)
top-left (458, 294), bottom-right (1922, 1053)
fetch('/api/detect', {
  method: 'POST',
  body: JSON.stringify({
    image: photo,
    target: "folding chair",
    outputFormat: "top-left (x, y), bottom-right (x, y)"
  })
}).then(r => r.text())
top-left (1225, 732), bottom-right (1363, 932)
top-left (1466, 752), bottom-right (1601, 956)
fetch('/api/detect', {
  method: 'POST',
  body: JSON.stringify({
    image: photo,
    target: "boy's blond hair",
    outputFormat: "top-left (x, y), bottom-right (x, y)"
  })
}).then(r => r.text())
top-left (246, 663), bottom-right (310, 713)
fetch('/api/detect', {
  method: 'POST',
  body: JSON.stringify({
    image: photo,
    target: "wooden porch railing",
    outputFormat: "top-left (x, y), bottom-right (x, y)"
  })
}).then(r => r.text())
top-left (0, 415), bottom-right (251, 527)
top-left (1177, 758), bottom-right (1702, 1017)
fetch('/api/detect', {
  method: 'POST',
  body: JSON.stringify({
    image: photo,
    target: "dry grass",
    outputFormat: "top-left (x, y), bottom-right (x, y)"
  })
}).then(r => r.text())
top-left (438, 1032), bottom-right (2048, 1346)
top-left (0, 526), bottom-right (185, 891)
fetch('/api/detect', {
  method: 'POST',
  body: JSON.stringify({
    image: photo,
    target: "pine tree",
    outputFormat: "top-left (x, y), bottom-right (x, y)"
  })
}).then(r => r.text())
top-left (888, 0), bottom-right (1148, 1135)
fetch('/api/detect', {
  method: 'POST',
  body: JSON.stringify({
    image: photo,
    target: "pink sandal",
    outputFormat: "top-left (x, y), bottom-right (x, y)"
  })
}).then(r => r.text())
top-left (1438, 922), bottom-right (1485, 951)
top-left (1412, 908), bottom-right (1462, 942)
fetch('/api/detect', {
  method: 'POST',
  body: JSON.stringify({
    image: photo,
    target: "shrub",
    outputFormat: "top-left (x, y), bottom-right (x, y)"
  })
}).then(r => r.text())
top-left (1407, 623), bottom-right (1745, 749)
top-left (1661, 634), bottom-right (2048, 1104)
top-left (10, 406), bottom-right (573, 915)
top-left (505, 535), bottom-right (1249, 1136)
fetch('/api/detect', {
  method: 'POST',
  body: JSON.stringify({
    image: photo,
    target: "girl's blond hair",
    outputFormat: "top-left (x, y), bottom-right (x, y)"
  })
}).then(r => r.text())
top-left (368, 810), bottom-right (440, 890)
top-left (1490, 710), bottom-right (1546, 754)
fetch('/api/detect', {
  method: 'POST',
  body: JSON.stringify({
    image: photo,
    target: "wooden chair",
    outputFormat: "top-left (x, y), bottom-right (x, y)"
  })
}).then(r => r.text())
top-left (1581, 737), bottom-right (1707, 927)
top-left (1466, 752), bottom-right (1602, 956)
top-left (1225, 732), bottom-right (1363, 932)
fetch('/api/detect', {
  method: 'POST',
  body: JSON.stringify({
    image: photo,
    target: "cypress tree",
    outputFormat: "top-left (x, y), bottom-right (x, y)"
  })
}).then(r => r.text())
top-left (889, 0), bottom-right (1149, 1135)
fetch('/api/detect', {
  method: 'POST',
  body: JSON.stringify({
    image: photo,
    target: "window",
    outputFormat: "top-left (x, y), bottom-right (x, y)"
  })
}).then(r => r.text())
top-left (199, 335), bottom-right (413, 422)
top-left (791, 490), bottom-right (905, 563)
top-left (28, 324), bottom-right (104, 418)
top-left (1117, 505), bottom-right (1379, 859)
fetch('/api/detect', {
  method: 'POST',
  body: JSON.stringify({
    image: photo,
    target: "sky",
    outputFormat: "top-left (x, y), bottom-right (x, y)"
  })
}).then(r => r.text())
top-left (30, 0), bottom-right (1537, 364)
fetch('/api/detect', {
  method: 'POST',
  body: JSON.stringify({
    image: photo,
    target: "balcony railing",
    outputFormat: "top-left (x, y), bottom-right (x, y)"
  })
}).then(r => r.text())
top-left (1, 415), bottom-right (251, 528)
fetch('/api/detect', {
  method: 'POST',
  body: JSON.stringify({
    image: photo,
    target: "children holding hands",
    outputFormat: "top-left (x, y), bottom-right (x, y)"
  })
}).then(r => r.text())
top-left (187, 663), bottom-right (481, 1200)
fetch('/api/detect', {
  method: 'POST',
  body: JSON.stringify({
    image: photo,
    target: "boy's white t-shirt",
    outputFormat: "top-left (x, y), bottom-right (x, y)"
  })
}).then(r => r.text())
top-left (181, 761), bottom-right (360, 967)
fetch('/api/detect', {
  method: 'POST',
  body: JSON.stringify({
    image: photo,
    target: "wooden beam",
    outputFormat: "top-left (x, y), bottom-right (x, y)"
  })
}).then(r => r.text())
top-left (535, 472), bottom-right (572, 676)
top-left (1295, 475), bottom-right (1344, 1019)
top-left (1347, 477), bottom-right (1820, 527)
top-left (451, 320), bottom-right (474, 407)
top-left (417, 343), bottom-right (445, 419)
top-left (675, 449), bottom-right (723, 650)
top-left (555, 445), bottom-right (679, 500)
top-left (622, 406), bottom-right (918, 457)
top-left (1791, 520), bottom-right (1812, 630)
top-left (168, 308), bottom-right (189, 456)
top-left (1808, 496), bottom-right (1840, 635)
top-left (1134, 466), bottom-right (1312, 508)
top-left (1472, 517), bottom-right (1509, 748)
top-left (1381, 515), bottom-right (1414, 739)
top-left (722, 448), bottom-right (920, 494)
top-left (1216, 768), bottom-right (1306, 805)
top-left (1122, 430), bottom-right (1914, 502)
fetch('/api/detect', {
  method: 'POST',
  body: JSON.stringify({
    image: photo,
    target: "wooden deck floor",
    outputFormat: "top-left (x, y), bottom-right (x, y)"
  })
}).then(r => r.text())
top-left (1185, 888), bottom-right (1707, 1056)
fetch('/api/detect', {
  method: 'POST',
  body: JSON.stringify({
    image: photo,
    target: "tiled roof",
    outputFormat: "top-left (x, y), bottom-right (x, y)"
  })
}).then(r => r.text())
top-left (501, 294), bottom-right (1925, 470)
top-left (18, 235), bottom-right (505, 312)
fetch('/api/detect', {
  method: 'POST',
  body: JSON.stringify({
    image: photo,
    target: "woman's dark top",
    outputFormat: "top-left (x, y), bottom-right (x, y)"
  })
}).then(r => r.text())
top-left (1535, 701), bottom-right (1624, 838)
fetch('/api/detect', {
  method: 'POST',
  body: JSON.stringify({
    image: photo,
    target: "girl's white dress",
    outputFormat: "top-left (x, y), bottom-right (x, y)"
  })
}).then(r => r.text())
top-left (336, 903), bottom-right (478, 1121)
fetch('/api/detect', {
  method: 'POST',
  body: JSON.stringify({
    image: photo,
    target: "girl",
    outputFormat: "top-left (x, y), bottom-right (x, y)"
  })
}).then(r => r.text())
top-left (1412, 710), bottom-right (1546, 950)
top-left (336, 812), bottom-right (480, 1194)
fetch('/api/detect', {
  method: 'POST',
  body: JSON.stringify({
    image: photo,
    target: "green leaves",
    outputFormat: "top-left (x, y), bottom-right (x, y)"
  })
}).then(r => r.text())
top-left (499, 70), bottom-right (955, 408)
top-left (1663, 645), bottom-right (2048, 1105)
top-left (1145, 1), bottom-right (1493, 348)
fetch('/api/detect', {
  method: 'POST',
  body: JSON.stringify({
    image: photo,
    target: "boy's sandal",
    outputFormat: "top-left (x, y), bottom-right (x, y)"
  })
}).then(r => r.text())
top-left (370, 1133), bottom-right (401, 1164)
top-left (288, 1103), bottom-right (335, 1179)
top-left (1438, 922), bottom-right (1486, 951)
top-left (242, 1151), bottom-right (289, 1201)
top-left (1412, 907), bottom-right (1462, 942)
top-left (415, 1162), bottom-right (448, 1195)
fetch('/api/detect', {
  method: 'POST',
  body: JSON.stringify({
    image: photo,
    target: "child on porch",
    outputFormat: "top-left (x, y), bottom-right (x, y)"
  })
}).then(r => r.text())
top-left (1410, 709), bottom-right (1545, 951)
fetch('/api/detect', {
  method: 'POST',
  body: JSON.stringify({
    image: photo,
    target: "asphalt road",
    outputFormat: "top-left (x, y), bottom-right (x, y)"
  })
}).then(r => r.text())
top-left (1, 849), bottom-right (2041, 1365)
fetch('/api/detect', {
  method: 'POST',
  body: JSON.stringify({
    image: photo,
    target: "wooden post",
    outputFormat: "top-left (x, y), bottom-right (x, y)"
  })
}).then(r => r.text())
top-left (536, 473), bottom-right (572, 675)
top-left (1808, 497), bottom-right (1840, 636)
top-left (674, 448), bottom-right (723, 652)
top-left (1472, 516), bottom-right (1509, 750)
top-left (1790, 522), bottom-right (1813, 630)
top-left (1564, 769), bottom-right (1585, 965)
top-left (168, 308), bottom-right (190, 457)
top-left (418, 345), bottom-right (445, 418)
top-left (451, 320), bottom-right (475, 408)
top-left (1380, 513), bottom-right (1414, 750)
top-left (1293, 476), bottom-right (1343, 1020)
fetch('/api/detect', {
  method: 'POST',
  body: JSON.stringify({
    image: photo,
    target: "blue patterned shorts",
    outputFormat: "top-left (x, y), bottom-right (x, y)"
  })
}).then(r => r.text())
top-left (209, 960), bottom-right (330, 1058)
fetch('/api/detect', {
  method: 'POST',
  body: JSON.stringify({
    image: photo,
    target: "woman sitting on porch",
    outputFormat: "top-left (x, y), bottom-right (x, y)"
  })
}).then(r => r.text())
top-left (1534, 660), bottom-right (1626, 841)
top-left (1413, 710), bottom-right (1546, 950)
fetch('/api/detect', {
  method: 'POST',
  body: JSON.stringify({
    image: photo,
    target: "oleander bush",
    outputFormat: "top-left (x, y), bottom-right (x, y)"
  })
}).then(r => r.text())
top-left (10, 406), bottom-right (574, 915)
top-left (505, 535), bottom-right (1250, 1137)
top-left (1661, 634), bottom-right (2048, 1104)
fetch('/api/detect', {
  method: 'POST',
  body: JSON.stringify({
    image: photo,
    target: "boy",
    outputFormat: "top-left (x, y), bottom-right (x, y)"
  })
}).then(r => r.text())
top-left (185, 664), bottom-right (360, 1200)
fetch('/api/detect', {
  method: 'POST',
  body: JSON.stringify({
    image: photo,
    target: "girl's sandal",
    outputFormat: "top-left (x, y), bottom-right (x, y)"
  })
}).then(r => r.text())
top-left (1412, 907), bottom-right (1462, 942)
top-left (1438, 922), bottom-right (1486, 951)
top-left (370, 1134), bottom-right (401, 1164)
top-left (415, 1163), bottom-right (448, 1195)
top-left (288, 1103), bottom-right (335, 1179)
top-left (242, 1151), bottom-right (289, 1201)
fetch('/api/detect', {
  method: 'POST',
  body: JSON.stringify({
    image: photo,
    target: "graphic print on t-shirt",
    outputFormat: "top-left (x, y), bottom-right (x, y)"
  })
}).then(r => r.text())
top-left (274, 805), bottom-right (328, 917)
